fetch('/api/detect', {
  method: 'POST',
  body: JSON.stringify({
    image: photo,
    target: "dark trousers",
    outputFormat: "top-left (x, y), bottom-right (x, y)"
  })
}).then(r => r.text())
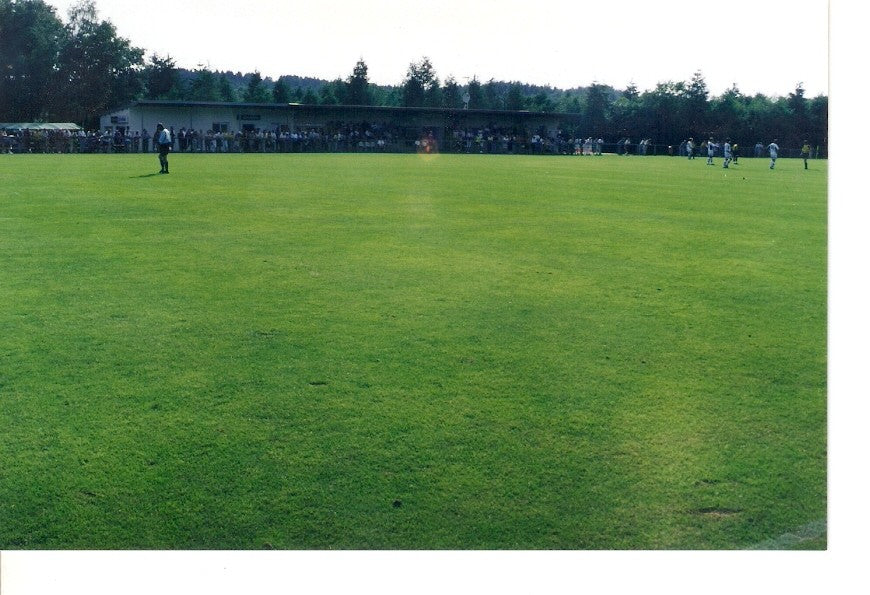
top-left (158, 145), bottom-right (170, 171)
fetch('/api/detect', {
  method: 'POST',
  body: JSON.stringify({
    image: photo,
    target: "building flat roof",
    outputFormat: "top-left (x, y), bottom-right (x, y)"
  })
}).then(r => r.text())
top-left (125, 100), bottom-right (568, 119)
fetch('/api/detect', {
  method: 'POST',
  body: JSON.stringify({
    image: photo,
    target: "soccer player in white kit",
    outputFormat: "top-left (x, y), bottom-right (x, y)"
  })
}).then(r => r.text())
top-left (767, 140), bottom-right (780, 169)
top-left (706, 137), bottom-right (717, 165)
top-left (723, 138), bottom-right (733, 168)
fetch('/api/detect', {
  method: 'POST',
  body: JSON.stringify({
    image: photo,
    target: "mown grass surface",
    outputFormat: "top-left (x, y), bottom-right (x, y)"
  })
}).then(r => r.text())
top-left (0, 152), bottom-right (826, 549)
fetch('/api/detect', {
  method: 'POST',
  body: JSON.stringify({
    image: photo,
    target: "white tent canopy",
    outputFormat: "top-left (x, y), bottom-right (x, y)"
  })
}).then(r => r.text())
top-left (0, 122), bottom-right (83, 131)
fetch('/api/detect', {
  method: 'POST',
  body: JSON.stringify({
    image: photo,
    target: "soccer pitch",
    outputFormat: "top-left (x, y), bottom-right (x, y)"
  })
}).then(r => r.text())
top-left (0, 152), bottom-right (826, 549)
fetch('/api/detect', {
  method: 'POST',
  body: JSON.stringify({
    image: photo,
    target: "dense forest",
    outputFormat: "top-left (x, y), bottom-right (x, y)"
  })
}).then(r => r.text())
top-left (1, 0), bottom-right (827, 149)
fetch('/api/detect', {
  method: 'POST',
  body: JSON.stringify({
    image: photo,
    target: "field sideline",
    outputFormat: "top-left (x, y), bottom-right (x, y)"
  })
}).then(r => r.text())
top-left (0, 153), bottom-right (826, 549)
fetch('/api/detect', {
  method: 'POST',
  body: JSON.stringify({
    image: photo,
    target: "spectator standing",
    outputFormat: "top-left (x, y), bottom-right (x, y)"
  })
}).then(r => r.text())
top-left (156, 123), bottom-right (172, 174)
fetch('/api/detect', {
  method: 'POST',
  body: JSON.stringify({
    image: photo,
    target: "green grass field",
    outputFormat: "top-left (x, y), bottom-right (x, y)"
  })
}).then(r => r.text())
top-left (0, 152), bottom-right (826, 549)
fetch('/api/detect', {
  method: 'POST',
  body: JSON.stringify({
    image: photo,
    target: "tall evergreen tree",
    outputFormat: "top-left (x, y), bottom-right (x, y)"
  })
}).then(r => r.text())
top-left (584, 83), bottom-right (610, 136)
top-left (402, 75), bottom-right (425, 107)
top-left (143, 53), bottom-right (180, 99)
top-left (466, 77), bottom-right (484, 109)
top-left (787, 82), bottom-right (809, 145)
top-left (345, 59), bottom-right (372, 105)
top-left (610, 83), bottom-right (641, 136)
top-left (402, 57), bottom-right (439, 107)
top-left (243, 71), bottom-right (272, 103)
top-left (188, 67), bottom-right (219, 101)
top-left (505, 83), bottom-right (525, 111)
top-left (483, 79), bottom-right (502, 110)
top-left (217, 74), bottom-right (237, 102)
top-left (327, 79), bottom-right (348, 104)
top-left (272, 78), bottom-right (291, 103)
top-left (684, 70), bottom-right (709, 135)
top-left (709, 83), bottom-right (745, 139)
top-left (442, 76), bottom-right (463, 109)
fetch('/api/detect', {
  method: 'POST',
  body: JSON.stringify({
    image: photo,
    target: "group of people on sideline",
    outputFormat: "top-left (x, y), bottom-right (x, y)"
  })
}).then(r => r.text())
top-left (2, 125), bottom-right (820, 170)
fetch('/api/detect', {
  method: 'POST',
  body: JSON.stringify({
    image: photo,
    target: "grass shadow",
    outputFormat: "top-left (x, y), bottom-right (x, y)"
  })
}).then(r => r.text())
top-left (130, 172), bottom-right (162, 179)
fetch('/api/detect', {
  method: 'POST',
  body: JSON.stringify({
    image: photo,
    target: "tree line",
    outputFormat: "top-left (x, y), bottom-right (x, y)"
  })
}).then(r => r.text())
top-left (2, 0), bottom-right (826, 149)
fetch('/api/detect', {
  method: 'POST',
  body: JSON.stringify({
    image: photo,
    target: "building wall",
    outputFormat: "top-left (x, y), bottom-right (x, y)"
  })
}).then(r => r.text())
top-left (101, 102), bottom-right (577, 140)
top-left (102, 105), bottom-right (295, 136)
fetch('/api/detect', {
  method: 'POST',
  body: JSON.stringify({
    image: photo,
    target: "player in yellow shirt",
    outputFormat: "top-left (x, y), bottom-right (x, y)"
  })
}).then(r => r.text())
top-left (800, 140), bottom-right (811, 170)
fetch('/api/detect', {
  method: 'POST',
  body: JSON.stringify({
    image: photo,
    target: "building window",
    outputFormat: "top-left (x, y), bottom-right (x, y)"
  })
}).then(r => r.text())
top-left (213, 122), bottom-right (229, 133)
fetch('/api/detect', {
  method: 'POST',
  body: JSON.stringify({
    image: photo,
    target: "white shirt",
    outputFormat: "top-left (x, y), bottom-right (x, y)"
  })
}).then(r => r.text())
top-left (158, 129), bottom-right (172, 145)
top-left (768, 143), bottom-right (779, 157)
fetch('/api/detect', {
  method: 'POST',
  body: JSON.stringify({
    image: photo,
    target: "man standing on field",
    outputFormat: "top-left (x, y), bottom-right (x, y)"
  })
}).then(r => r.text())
top-left (706, 137), bottom-right (717, 165)
top-left (767, 139), bottom-right (780, 169)
top-left (156, 123), bottom-right (172, 174)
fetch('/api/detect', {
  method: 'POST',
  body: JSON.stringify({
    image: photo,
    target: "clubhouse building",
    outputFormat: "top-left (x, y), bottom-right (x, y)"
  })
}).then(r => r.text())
top-left (100, 100), bottom-right (581, 152)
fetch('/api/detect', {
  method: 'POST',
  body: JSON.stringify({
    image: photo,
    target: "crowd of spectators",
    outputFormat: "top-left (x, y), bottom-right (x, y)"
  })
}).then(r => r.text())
top-left (1, 121), bottom-right (635, 156)
top-left (163, 122), bottom-right (402, 154)
top-left (0, 123), bottom-right (407, 154)
top-left (446, 128), bottom-right (640, 156)
top-left (0, 128), bottom-right (108, 154)
top-left (8, 123), bottom-right (792, 157)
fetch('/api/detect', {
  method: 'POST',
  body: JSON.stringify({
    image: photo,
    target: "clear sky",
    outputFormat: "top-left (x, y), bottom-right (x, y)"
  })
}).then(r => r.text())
top-left (44, 0), bottom-right (829, 97)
